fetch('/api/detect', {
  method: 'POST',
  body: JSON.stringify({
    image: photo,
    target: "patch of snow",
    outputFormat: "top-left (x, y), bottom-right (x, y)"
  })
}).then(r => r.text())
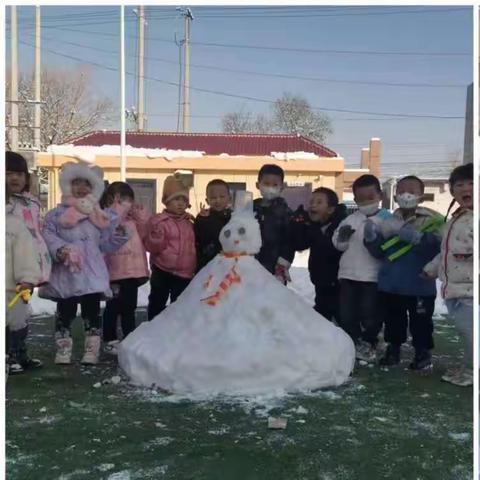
top-left (98, 464), bottom-right (115, 472)
top-left (107, 472), bottom-right (131, 480)
top-left (448, 432), bottom-right (470, 442)
top-left (271, 151), bottom-right (321, 161)
top-left (46, 144), bottom-right (205, 162)
top-left (289, 406), bottom-right (308, 415)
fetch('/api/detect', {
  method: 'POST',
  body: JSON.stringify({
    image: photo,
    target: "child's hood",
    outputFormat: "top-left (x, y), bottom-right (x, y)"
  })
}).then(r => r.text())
top-left (59, 162), bottom-right (105, 201)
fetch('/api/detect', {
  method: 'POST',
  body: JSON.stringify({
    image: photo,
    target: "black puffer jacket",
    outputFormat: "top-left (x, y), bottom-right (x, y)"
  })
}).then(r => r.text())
top-left (291, 204), bottom-right (348, 286)
top-left (194, 208), bottom-right (232, 272)
top-left (253, 197), bottom-right (295, 274)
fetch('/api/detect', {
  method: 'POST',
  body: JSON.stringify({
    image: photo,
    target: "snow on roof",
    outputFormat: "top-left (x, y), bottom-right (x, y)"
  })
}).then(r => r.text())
top-left (46, 145), bottom-right (340, 162)
top-left (46, 144), bottom-right (205, 162)
top-left (271, 151), bottom-right (322, 161)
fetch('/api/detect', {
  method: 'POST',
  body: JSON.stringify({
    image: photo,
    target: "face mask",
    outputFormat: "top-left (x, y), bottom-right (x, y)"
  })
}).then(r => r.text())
top-left (358, 202), bottom-right (379, 216)
top-left (396, 193), bottom-right (420, 210)
top-left (260, 186), bottom-right (281, 200)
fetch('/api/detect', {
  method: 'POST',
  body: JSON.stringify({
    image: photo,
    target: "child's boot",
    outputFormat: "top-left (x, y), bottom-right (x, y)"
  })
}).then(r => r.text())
top-left (379, 344), bottom-right (400, 366)
top-left (81, 332), bottom-right (101, 365)
top-left (409, 349), bottom-right (432, 372)
top-left (16, 327), bottom-right (42, 370)
top-left (103, 340), bottom-right (120, 356)
top-left (442, 367), bottom-right (473, 387)
top-left (55, 333), bottom-right (73, 365)
top-left (8, 355), bottom-right (24, 375)
top-left (355, 340), bottom-right (377, 363)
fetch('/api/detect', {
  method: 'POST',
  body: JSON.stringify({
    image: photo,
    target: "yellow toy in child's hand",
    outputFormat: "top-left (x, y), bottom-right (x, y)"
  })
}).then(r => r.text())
top-left (8, 287), bottom-right (32, 309)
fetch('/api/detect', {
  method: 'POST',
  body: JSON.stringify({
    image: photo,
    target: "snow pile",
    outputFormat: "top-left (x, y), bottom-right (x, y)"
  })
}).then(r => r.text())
top-left (46, 144), bottom-right (205, 162)
top-left (118, 192), bottom-right (355, 396)
top-left (270, 151), bottom-right (321, 161)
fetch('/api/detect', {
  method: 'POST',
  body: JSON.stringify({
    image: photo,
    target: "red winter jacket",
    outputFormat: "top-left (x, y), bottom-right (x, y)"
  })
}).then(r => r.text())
top-left (144, 210), bottom-right (196, 279)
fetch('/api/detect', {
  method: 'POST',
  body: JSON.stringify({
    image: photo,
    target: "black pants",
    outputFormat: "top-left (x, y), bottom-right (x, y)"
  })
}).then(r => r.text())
top-left (381, 293), bottom-right (435, 351)
top-left (6, 326), bottom-right (30, 363)
top-left (314, 284), bottom-right (339, 322)
top-left (147, 266), bottom-right (191, 320)
top-left (56, 293), bottom-right (102, 335)
top-left (103, 279), bottom-right (139, 342)
top-left (339, 279), bottom-right (382, 345)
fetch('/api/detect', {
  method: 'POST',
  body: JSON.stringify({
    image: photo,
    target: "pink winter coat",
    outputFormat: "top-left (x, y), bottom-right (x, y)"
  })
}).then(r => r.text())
top-left (104, 205), bottom-right (151, 283)
top-left (144, 210), bottom-right (196, 279)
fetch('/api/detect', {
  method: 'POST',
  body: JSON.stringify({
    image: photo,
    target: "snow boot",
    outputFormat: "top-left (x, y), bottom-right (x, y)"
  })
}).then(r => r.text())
top-left (409, 349), bottom-right (432, 372)
top-left (20, 358), bottom-right (43, 370)
top-left (442, 367), bottom-right (473, 387)
top-left (81, 333), bottom-right (101, 365)
top-left (8, 354), bottom-right (24, 375)
top-left (355, 340), bottom-right (377, 363)
top-left (379, 344), bottom-right (400, 367)
top-left (55, 334), bottom-right (73, 365)
top-left (103, 340), bottom-right (120, 356)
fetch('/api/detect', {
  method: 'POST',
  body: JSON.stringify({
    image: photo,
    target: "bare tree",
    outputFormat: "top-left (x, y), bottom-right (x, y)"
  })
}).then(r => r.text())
top-left (221, 93), bottom-right (332, 143)
top-left (272, 93), bottom-right (332, 144)
top-left (6, 67), bottom-right (114, 149)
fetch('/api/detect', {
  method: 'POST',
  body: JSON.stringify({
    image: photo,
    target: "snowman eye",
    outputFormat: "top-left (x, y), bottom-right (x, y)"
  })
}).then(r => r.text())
top-left (238, 227), bottom-right (246, 235)
top-left (224, 229), bottom-right (231, 238)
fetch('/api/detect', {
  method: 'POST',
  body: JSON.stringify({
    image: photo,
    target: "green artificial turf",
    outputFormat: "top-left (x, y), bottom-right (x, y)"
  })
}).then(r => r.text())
top-left (6, 312), bottom-right (472, 480)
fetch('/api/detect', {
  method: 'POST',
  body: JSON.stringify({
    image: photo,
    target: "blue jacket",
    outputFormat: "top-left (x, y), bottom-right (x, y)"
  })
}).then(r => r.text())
top-left (364, 207), bottom-right (441, 297)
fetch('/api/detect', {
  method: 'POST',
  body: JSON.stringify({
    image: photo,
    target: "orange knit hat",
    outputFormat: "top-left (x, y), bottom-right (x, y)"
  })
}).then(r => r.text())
top-left (162, 174), bottom-right (190, 205)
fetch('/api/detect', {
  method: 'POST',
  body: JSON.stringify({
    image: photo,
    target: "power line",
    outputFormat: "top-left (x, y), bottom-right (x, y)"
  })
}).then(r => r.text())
top-left (18, 38), bottom-right (466, 120)
top-left (11, 24), bottom-right (471, 58)
top-left (20, 32), bottom-right (470, 90)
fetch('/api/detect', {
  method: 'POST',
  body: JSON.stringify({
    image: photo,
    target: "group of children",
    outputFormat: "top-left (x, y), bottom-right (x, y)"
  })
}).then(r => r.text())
top-left (5, 151), bottom-right (473, 387)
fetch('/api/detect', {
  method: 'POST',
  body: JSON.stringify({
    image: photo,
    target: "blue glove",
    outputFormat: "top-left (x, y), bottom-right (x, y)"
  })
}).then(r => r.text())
top-left (398, 224), bottom-right (422, 245)
top-left (364, 220), bottom-right (379, 243)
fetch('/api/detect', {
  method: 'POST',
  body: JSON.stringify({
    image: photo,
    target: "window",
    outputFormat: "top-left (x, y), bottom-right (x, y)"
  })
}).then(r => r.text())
top-left (423, 193), bottom-right (435, 202)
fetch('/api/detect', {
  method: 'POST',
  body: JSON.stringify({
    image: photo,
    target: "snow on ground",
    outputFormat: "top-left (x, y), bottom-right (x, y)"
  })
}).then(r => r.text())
top-left (30, 249), bottom-right (448, 317)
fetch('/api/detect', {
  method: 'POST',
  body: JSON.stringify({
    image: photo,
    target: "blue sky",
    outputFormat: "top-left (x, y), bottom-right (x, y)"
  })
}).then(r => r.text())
top-left (5, 5), bottom-right (473, 169)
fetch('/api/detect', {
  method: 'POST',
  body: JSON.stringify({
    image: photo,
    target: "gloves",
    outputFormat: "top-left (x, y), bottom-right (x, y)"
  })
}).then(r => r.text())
top-left (337, 225), bottom-right (355, 243)
top-left (364, 220), bottom-right (379, 243)
top-left (275, 263), bottom-right (291, 284)
top-left (398, 225), bottom-right (423, 245)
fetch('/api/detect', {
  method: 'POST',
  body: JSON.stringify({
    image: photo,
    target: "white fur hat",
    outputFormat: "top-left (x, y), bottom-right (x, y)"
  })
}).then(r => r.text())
top-left (59, 162), bottom-right (105, 201)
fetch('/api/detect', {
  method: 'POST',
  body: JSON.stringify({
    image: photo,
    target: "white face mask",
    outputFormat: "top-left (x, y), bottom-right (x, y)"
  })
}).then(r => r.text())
top-left (358, 202), bottom-right (379, 216)
top-left (260, 186), bottom-right (281, 200)
top-left (396, 193), bottom-right (420, 210)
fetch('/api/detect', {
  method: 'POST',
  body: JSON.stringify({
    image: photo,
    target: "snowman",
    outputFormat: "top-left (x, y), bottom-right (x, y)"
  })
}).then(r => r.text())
top-left (118, 191), bottom-right (355, 396)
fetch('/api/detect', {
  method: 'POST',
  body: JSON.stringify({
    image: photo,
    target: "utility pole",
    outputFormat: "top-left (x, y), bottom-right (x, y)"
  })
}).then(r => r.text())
top-left (34, 5), bottom-right (41, 151)
top-left (136, 5), bottom-right (146, 131)
top-left (181, 8), bottom-right (193, 133)
top-left (120, 5), bottom-right (126, 181)
top-left (10, 5), bottom-right (19, 151)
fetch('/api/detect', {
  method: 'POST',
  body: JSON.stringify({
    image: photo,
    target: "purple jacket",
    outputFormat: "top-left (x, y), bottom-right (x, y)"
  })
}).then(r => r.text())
top-left (39, 204), bottom-right (129, 300)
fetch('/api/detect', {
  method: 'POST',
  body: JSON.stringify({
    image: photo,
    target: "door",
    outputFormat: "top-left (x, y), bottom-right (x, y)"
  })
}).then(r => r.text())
top-left (127, 179), bottom-right (157, 214)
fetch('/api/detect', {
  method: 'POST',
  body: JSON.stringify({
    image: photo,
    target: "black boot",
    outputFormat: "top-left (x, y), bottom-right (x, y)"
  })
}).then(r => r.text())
top-left (14, 327), bottom-right (43, 371)
top-left (379, 344), bottom-right (400, 366)
top-left (409, 349), bottom-right (432, 371)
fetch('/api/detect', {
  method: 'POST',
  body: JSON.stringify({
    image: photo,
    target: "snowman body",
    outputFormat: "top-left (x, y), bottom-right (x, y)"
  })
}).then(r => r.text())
top-left (118, 195), bottom-right (355, 396)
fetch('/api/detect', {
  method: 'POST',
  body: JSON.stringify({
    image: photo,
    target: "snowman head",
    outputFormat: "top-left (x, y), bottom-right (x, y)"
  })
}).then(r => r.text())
top-left (220, 191), bottom-right (261, 255)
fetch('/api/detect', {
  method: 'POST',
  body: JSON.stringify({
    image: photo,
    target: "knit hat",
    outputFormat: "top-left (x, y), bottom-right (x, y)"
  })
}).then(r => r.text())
top-left (6, 151), bottom-right (30, 192)
top-left (162, 174), bottom-right (190, 205)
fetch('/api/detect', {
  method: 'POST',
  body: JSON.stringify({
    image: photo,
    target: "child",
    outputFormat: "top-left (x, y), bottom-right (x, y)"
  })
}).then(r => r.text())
top-left (332, 174), bottom-right (390, 362)
top-left (194, 179), bottom-right (232, 271)
top-left (6, 185), bottom-right (42, 374)
top-left (423, 163), bottom-right (473, 386)
top-left (291, 187), bottom-right (347, 321)
top-left (253, 164), bottom-right (295, 283)
top-left (145, 174), bottom-right (196, 320)
top-left (40, 163), bottom-right (129, 365)
top-left (6, 151), bottom-right (51, 285)
top-left (6, 152), bottom-right (51, 371)
top-left (100, 182), bottom-right (151, 354)
top-left (363, 176), bottom-right (442, 371)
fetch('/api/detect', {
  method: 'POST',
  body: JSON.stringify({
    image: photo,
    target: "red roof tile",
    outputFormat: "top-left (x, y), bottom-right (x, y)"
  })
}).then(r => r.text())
top-left (70, 131), bottom-right (337, 158)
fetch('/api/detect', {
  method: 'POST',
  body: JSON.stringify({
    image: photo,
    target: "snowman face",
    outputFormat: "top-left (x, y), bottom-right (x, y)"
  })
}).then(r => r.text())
top-left (220, 214), bottom-right (261, 254)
